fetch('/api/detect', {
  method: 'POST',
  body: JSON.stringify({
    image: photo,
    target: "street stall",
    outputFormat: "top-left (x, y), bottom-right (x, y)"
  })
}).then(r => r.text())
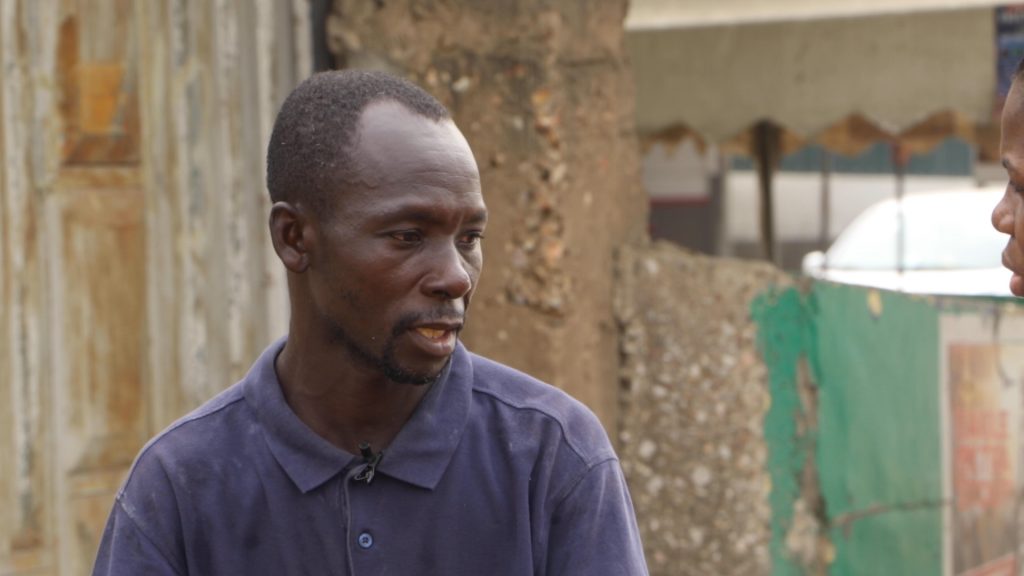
top-left (627, 0), bottom-right (1006, 264)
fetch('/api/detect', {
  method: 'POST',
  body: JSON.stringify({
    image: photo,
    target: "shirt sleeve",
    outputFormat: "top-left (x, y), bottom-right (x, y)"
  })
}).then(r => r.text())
top-left (91, 498), bottom-right (185, 576)
top-left (545, 458), bottom-right (649, 576)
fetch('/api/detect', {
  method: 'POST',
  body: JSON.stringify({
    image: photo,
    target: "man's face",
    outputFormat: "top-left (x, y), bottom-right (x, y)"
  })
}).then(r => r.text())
top-left (995, 79), bottom-right (1024, 296)
top-left (307, 100), bottom-right (487, 384)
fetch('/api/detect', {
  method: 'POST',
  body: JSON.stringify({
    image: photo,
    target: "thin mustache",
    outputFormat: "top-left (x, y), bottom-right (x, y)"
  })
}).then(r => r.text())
top-left (392, 308), bottom-right (465, 336)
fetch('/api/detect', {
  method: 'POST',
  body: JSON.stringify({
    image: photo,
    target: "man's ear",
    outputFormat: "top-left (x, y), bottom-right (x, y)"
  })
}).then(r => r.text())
top-left (269, 201), bottom-right (314, 273)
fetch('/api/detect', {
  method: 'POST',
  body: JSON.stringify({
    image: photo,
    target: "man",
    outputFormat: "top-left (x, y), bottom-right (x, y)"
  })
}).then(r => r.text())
top-left (92, 70), bottom-right (647, 575)
top-left (995, 63), bottom-right (1024, 295)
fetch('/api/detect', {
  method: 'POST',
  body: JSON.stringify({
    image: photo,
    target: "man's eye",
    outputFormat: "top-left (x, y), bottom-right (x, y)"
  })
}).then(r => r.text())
top-left (390, 231), bottom-right (422, 243)
top-left (459, 232), bottom-right (485, 246)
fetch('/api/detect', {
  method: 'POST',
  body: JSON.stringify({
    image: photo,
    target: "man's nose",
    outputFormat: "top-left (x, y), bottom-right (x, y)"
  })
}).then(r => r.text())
top-left (993, 191), bottom-right (1017, 236)
top-left (422, 244), bottom-right (473, 300)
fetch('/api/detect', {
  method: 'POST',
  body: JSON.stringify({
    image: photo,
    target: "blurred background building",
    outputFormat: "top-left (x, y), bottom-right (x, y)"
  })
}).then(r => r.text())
top-left (630, 0), bottom-right (1011, 270)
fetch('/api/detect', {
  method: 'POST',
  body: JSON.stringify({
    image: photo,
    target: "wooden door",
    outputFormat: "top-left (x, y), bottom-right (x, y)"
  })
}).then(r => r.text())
top-left (1, 1), bottom-right (146, 574)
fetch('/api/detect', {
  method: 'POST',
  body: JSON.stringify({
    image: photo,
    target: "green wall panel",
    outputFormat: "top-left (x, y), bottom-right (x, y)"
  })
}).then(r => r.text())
top-left (813, 283), bottom-right (942, 576)
top-left (752, 286), bottom-right (816, 576)
top-left (754, 280), bottom-right (1024, 575)
top-left (826, 508), bottom-right (943, 576)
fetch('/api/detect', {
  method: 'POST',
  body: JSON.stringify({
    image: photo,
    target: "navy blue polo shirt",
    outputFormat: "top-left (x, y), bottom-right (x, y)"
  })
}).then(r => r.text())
top-left (92, 339), bottom-right (648, 575)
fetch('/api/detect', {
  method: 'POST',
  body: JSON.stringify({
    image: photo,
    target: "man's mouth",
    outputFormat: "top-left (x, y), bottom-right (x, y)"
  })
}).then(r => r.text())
top-left (407, 322), bottom-right (461, 357)
top-left (415, 327), bottom-right (450, 340)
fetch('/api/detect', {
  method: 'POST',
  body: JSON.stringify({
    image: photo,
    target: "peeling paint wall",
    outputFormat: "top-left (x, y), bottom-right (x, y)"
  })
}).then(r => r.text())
top-left (136, 0), bottom-right (308, 426)
top-left (614, 242), bottom-right (1024, 575)
top-left (617, 242), bottom-right (791, 576)
top-left (754, 284), bottom-right (949, 576)
top-left (810, 284), bottom-right (945, 576)
top-left (326, 0), bottom-right (647, 429)
top-left (752, 285), bottom-right (828, 576)
top-left (1, 3), bottom-right (57, 571)
top-left (0, 1), bottom-right (305, 574)
top-left (752, 282), bottom-right (1024, 575)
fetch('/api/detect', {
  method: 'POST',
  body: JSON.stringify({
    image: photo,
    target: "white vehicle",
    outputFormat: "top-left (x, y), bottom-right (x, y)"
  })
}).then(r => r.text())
top-left (801, 187), bottom-right (1014, 297)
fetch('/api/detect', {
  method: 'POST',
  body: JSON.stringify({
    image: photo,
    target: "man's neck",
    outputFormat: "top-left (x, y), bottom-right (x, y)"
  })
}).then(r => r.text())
top-left (273, 333), bottom-right (433, 456)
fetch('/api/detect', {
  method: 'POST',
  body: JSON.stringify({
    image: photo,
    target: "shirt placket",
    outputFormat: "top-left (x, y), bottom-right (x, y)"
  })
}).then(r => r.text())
top-left (342, 464), bottom-right (379, 575)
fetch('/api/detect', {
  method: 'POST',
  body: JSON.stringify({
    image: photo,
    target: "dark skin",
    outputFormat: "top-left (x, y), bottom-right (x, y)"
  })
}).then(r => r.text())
top-left (995, 79), bottom-right (1024, 296)
top-left (268, 100), bottom-right (487, 455)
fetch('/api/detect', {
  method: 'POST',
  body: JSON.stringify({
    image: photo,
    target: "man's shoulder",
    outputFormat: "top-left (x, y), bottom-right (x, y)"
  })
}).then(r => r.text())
top-left (100, 378), bottom-right (270, 574)
top-left (465, 351), bottom-right (616, 466)
top-left (121, 381), bottom-right (250, 487)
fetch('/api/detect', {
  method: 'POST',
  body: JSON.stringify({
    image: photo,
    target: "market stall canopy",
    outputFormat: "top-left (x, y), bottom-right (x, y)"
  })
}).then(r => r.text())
top-left (626, 1), bottom-right (1005, 157)
top-left (626, 0), bottom-right (1005, 29)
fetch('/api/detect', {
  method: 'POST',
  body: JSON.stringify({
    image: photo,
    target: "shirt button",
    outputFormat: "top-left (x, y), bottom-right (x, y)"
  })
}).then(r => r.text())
top-left (357, 532), bottom-right (374, 549)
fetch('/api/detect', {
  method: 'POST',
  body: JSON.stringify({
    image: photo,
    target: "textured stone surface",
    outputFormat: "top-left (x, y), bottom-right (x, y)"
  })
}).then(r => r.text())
top-left (616, 242), bottom-right (792, 576)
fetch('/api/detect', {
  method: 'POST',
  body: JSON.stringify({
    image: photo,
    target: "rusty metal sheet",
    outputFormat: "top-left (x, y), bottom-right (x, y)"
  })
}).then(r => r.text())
top-left (1, 1), bottom-right (56, 574)
top-left (0, 0), bottom-right (298, 574)
top-left (48, 183), bottom-right (146, 576)
top-left (57, 0), bottom-right (139, 165)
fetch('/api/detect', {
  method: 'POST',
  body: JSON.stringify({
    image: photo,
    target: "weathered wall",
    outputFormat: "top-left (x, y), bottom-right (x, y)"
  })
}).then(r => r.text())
top-left (798, 285), bottom-right (944, 576)
top-left (617, 242), bottom-right (790, 575)
top-left (752, 283), bottom-right (1024, 575)
top-left (0, 1), bottom-right (306, 574)
top-left (136, 0), bottom-right (307, 426)
top-left (616, 246), bottom-right (1024, 576)
top-left (326, 0), bottom-right (647, 429)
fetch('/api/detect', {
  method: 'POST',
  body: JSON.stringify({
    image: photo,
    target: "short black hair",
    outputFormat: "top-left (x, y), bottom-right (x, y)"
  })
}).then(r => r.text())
top-left (266, 70), bottom-right (450, 214)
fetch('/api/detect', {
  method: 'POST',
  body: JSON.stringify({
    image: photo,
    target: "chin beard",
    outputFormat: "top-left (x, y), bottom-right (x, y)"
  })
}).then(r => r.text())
top-left (324, 313), bottom-right (450, 386)
top-left (375, 354), bottom-right (448, 386)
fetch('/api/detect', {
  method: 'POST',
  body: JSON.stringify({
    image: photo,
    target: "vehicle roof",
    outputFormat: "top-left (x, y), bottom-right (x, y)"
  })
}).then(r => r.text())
top-left (866, 186), bottom-right (1004, 211)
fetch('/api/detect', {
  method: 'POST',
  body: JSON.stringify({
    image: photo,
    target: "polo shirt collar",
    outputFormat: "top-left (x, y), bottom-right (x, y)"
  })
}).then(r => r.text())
top-left (376, 342), bottom-right (472, 490)
top-left (243, 337), bottom-right (472, 493)
top-left (243, 338), bottom-right (354, 493)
